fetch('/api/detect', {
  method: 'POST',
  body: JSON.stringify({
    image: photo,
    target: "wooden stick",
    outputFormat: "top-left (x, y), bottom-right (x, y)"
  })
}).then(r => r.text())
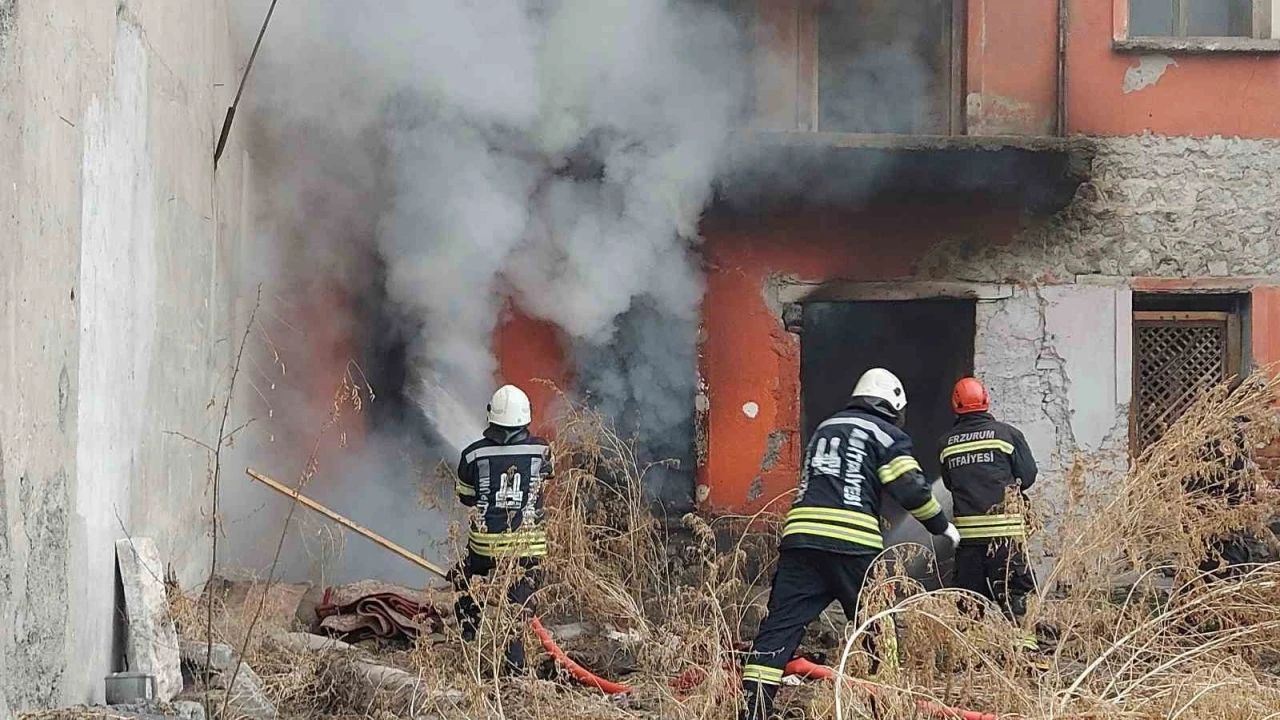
top-left (245, 468), bottom-right (450, 579)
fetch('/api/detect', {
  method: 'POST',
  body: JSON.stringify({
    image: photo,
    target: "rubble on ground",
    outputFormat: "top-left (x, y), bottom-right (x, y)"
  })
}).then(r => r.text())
top-left (179, 641), bottom-right (277, 720)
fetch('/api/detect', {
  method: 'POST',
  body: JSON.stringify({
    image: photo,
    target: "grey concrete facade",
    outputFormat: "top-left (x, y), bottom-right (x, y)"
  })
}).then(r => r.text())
top-left (919, 134), bottom-right (1280, 281)
top-left (0, 0), bottom-right (248, 713)
top-left (935, 135), bottom-right (1280, 566)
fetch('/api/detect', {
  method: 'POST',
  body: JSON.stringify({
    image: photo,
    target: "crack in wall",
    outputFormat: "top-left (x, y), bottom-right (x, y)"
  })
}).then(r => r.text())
top-left (1033, 287), bottom-right (1080, 465)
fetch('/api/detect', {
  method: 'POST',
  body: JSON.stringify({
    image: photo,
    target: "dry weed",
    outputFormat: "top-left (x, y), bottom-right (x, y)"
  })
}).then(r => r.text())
top-left (180, 375), bottom-right (1280, 719)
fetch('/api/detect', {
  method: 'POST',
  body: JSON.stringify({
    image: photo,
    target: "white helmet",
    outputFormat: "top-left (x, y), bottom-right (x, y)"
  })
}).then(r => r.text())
top-left (851, 368), bottom-right (907, 412)
top-left (487, 384), bottom-right (532, 428)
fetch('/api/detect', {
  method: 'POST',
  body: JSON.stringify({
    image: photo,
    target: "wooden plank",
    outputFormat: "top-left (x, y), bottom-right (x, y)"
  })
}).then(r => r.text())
top-left (1130, 315), bottom-right (1141, 455)
top-left (1133, 311), bottom-right (1231, 323)
top-left (1114, 0), bottom-right (1130, 41)
top-left (797, 0), bottom-right (819, 131)
top-left (1253, 0), bottom-right (1271, 39)
top-left (753, 0), bottom-right (801, 130)
top-left (1227, 310), bottom-right (1244, 378)
top-left (950, 0), bottom-right (967, 135)
top-left (776, 280), bottom-right (1013, 304)
top-left (246, 468), bottom-right (450, 579)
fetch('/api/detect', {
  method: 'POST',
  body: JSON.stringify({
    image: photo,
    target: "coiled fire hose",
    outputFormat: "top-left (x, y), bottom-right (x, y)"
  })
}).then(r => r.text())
top-left (247, 469), bottom-right (999, 719)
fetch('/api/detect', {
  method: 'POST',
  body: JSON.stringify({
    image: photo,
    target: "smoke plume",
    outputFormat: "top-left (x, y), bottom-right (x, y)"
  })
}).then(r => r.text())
top-left (224, 0), bottom-right (750, 583)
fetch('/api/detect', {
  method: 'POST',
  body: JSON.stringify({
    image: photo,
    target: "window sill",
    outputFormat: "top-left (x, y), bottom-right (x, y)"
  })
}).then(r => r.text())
top-left (1113, 36), bottom-right (1280, 54)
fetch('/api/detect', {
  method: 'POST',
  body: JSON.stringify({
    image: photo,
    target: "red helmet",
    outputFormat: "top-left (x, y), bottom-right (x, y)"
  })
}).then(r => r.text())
top-left (951, 377), bottom-right (989, 414)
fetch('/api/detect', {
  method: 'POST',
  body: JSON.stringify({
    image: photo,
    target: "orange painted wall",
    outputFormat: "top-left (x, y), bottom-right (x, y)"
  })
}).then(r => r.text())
top-left (1067, 0), bottom-right (1280, 137)
top-left (752, 0), bottom-right (1280, 138)
top-left (697, 206), bottom-right (1020, 514)
top-left (296, 281), bottom-right (367, 449)
top-left (495, 307), bottom-right (573, 438)
top-left (1252, 288), bottom-right (1280, 372)
top-left (966, 0), bottom-right (1060, 135)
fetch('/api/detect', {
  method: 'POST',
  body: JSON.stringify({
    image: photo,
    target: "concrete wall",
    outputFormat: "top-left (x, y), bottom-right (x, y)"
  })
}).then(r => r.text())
top-left (0, 0), bottom-right (247, 712)
top-left (918, 135), bottom-right (1280, 281)
top-left (974, 285), bottom-right (1132, 557)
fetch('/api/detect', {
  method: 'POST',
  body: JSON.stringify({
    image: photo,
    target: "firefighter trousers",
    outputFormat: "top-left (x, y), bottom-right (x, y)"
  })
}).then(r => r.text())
top-left (953, 540), bottom-right (1036, 621)
top-left (452, 552), bottom-right (541, 675)
top-left (741, 548), bottom-right (878, 720)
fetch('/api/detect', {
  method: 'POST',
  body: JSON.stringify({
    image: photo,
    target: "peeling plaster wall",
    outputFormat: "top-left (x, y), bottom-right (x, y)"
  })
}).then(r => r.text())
top-left (974, 286), bottom-right (1131, 565)
top-left (919, 135), bottom-right (1280, 282)
top-left (0, 0), bottom-right (245, 711)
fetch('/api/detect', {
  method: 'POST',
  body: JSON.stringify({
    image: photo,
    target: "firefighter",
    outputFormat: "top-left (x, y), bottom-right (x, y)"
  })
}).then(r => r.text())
top-left (741, 368), bottom-right (959, 720)
top-left (1186, 414), bottom-right (1259, 579)
top-left (939, 377), bottom-right (1039, 649)
top-left (451, 384), bottom-right (552, 675)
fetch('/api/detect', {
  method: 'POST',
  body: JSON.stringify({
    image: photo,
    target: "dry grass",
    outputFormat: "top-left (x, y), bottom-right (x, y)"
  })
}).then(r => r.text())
top-left (178, 375), bottom-right (1280, 719)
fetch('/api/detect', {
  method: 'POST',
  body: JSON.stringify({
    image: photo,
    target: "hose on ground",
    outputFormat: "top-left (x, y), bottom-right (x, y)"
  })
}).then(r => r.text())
top-left (533, 617), bottom-right (999, 719)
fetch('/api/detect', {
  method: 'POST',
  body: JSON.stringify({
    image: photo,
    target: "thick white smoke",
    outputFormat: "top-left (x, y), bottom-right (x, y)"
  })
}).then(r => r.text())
top-left (225, 0), bottom-right (749, 583)
top-left (247, 0), bottom-right (744, 421)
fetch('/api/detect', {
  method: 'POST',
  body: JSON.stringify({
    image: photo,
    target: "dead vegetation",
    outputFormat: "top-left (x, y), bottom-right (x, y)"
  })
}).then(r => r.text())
top-left (175, 374), bottom-right (1280, 719)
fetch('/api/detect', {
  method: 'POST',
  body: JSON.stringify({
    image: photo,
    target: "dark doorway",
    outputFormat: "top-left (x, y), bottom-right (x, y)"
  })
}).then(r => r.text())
top-left (799, 299), bottom-right (976, 582)
top-left (800, 299), bottom-right (976, 478)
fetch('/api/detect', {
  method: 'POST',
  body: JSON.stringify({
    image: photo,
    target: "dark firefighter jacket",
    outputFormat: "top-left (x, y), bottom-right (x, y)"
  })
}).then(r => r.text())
top-left (456, 425), bottom-right (552, 559)
top-left (938, 411), bottom-right (1037, 545)
top-left (780, 397), bottom-right (949, 556)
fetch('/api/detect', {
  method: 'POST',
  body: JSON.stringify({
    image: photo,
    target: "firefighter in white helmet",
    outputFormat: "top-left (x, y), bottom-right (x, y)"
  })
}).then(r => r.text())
top-left (740, 368), bottom-right (959, 720)
top-left (452, 384), bottom-right (553, 676)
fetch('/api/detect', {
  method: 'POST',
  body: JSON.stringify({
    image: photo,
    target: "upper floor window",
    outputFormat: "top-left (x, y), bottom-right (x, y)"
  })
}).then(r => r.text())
top-left (817, 0), bottom-right (956, 134)
top-left (1129, 0), bottom-right (1272, 39)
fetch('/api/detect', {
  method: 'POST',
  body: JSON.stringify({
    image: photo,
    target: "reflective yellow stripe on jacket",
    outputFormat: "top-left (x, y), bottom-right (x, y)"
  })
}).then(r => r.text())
top-left (877, 455), bottom-right (921, 484)
top-left (940, 439), bottom-right (1015, 460)
top-left (908, 496), bottom-right (943, 522)
top-left (954, 513), bottom-right (1025, 540)
top-left (781, 507), bottom-right (884, 551)
top-left (468, 529), bottom-right (548, 558)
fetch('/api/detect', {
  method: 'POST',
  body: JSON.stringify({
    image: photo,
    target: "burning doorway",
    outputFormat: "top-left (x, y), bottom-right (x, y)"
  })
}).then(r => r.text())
top-left (798, 298), bottom-right (976, 584)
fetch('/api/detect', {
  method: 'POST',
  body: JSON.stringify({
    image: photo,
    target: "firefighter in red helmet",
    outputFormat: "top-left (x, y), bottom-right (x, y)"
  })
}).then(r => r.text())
top-left (939, 377), bottom-right (1040, 650)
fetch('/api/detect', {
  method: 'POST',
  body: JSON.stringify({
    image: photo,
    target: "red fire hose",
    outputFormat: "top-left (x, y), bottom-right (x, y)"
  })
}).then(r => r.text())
top-left (530, 617), bottom-right (632, 695)
top-left (242, 470), bottom-right (995, 717)
top-left (533, 619), bottom-right (999, 719)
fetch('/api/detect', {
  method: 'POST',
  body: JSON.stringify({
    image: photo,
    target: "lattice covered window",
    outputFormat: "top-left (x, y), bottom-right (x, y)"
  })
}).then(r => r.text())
top-left (1133, 310), bottom-right (1243, 452)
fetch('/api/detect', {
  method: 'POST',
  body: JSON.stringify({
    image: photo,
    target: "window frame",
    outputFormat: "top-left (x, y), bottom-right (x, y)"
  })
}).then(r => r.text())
top-left (794, 0), bottom-right (968, 135)
top-left (1115, 0), bottom-right (1280, 52)
top-left (1129, 308), bottom-right (1245, 454)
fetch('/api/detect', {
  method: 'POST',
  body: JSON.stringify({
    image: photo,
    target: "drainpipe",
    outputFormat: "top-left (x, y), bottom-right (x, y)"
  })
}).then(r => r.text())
top-left (1057, 0), bottom-right (1068, 135)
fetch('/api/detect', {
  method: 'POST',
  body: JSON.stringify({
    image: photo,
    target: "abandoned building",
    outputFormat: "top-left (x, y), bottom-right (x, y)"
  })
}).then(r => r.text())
top-left (4, 0), bottom-right (1280, 714)
top-left (504, 0), bottom-right (1280, 526)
